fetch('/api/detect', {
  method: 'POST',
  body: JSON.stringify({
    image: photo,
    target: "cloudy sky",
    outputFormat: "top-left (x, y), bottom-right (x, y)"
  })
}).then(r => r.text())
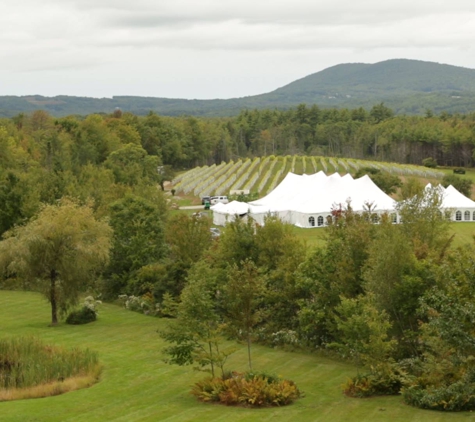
top-left (1, 0), bottom-right (474, 99)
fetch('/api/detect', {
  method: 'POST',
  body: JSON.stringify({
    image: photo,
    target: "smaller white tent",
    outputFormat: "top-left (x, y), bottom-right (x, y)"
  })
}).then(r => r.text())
top-left (425, 183), bottom-right (475, 222)
top-left (211, 200), bottom-right (251, 226)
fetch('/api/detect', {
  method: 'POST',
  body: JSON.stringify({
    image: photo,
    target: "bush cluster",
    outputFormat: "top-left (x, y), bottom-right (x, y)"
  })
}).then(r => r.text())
top-left (191, 372), bottom-right (301, 407)
top-left (422, 157), bottom-right (437, 168)
top-left (402, 381), bottom-right (475, 411)
top-left (342, 366), bottom-right (406, 398)
top-left (66, 307), bottom-right (97, 325)
top-left (400, 364), bottom-right (475, 411)
top-left (66, 296), bottom-right (101, 325)
top-left (118, 293), bottom-right (158, 315)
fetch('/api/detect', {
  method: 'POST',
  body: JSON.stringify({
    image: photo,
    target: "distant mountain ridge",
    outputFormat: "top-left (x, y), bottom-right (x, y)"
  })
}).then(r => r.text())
top-left (2, 59), bottom-right (475, 117)
top-left (275, 59), bottom-right (475, 95)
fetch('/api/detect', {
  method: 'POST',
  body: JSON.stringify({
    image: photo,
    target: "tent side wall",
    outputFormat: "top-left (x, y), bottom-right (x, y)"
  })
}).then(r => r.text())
top-left (450, 208), bottom-right (475, 222)
top-left (213, 211), bottom-right (228, 226)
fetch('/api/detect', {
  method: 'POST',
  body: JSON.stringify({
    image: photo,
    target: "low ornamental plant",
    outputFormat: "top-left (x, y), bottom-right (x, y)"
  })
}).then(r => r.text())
top-left (66, 307), bottom-right (96, 325)
top-left (66, 296), bottom-right (102, 325)
top-left (342, 364), bottom-right (408, 398)
top-left (191, 371), bottom-right (301, 407)
top-left (0, 336), bottom-right (101, 400)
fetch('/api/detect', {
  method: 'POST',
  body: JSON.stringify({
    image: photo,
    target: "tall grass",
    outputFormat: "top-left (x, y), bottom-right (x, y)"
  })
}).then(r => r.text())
top-left (0, 336), bottom-right (100, 390)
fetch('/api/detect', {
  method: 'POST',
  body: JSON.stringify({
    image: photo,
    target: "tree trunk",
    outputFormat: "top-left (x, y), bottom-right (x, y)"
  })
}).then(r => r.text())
top-left (247, 332), bottom-right (252, 372)
top-left (50, 269), bottom-right (58, 326)
top-left (208, 339), bottom-right (215, 378)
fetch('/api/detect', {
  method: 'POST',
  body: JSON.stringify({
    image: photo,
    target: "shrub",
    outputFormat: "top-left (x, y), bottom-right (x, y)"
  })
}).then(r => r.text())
top-left (401, 362), bottom-right (475, 411)
top-left (66, 307), bottom-right (97, 325)
top-left (270, 330), bottom-right (299, 347)
top-left (118, 293), bottom-right (158, 315)
top-left (422, 157), bottom-right (437, 168)
top-left (354, 167), bottom-right (402, 195)
top-left (342, 365), bottom-right (407, 398)
top-left (66, 296), bottom-right (101, 325)
top-left (441, 174), bottom-right (473, 198)
top-left (402, 381), bottom-right (475, 411)
top-left (245, 371), bottom-right (280, 384)
top-left (191, 372), bottom-right (301, 407)
top-left (227, 192), bottom-right (260, 203)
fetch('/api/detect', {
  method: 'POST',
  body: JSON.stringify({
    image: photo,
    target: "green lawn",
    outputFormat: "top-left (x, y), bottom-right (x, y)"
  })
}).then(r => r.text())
top-left (291, 226), bottom-right (328, 248)
top-left (437, 167), bottom-right (475, 183)
top-left (1, 291), bottom-right (473, 421)
top-left (291, 222), bottom-right (475, 250)
top-left (450, 222), bottom-right (475, 247)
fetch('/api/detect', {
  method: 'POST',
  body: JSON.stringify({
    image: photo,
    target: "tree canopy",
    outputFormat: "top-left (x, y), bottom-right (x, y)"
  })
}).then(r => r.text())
top-left (0, 199), bottom-right (111, 325)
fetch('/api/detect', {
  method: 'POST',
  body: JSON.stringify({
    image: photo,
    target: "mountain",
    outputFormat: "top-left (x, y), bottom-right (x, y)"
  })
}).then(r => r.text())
top-left (2, 59), bottom-right (475, 117)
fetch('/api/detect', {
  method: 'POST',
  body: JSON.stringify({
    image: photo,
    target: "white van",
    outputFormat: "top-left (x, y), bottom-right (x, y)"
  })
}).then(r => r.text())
top-left (210, 196), bottom-right (229, 205)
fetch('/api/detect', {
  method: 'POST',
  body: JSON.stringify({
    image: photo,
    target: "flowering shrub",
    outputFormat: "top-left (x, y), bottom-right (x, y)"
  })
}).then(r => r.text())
top-left (271, 330), bottom-right (299, 347)
top-left (83, 296), bottom-right (102, 313)
top-left (118, 293), bottom-right (158, 316)
top-left (66, 296), bottom-right (102, 325)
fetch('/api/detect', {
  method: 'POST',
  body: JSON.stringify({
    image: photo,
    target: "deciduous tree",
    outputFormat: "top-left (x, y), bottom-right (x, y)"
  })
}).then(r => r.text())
top-left (223, 260), bottom-right (266, 371)
top-left (161, 261), bottom-right (233, 377)
top-left (441, 174), bottom-right (473, 198)
top-left (0, 199), bottom-right (111, 325)
top-left (104, 194), bottom-right (167, 299)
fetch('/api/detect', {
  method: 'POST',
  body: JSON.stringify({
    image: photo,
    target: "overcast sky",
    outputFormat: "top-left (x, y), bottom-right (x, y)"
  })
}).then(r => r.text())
top-left (1, 0), bottom-right (474, 99)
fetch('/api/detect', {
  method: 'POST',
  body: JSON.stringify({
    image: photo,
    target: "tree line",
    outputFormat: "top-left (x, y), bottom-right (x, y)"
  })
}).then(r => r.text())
top-left (2, 104), bottom-right (475, 183)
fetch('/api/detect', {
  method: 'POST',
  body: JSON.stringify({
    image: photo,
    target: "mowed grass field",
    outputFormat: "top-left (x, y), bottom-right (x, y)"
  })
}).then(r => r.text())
top-left (1, 291), bottom-right (473, 422)
top-left (292, 222), bottom-right (475, 249)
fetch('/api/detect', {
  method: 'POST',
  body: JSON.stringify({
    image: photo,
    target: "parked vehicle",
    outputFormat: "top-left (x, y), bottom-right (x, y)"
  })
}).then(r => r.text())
top-left (201, 195), bottom-right (211, 205)
top-left (210, 196), bottom-right (229, 205)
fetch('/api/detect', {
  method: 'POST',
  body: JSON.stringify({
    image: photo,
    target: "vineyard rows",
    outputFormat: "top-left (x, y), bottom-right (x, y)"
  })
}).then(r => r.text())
top-left (172, 155), bottom-right (444, 198)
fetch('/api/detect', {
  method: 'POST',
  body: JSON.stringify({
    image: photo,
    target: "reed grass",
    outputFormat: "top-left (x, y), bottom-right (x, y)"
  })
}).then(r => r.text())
top-left (0, 370), bottom-right (101, 401)
top-left (0, 336), bottom-right (100, 395)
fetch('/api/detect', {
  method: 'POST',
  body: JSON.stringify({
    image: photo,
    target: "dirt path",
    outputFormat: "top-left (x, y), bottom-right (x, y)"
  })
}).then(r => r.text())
top-left (179, 205), bottom-right (205, 210)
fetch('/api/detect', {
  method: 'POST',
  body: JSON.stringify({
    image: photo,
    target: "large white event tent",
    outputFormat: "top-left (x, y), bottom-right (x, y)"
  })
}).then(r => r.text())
top-left (211, 171), bottom-right (398, 228)
top-left (425, 183), bottom-right (475, 222)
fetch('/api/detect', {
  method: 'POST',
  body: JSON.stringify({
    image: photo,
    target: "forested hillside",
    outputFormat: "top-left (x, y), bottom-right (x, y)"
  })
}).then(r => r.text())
top-left (2, 103), bottom-right (475, 237)
top-left (2, 60), bottom-right (475, 117)
top-left (2, 104), bottom-right (475, 177)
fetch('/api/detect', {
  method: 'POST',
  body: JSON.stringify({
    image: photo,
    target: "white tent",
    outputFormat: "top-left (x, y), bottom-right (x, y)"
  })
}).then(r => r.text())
top-left (211, 200), bottom-right (251, 226)
top-left (289, 174), bottom-right (398, 227)
top-left (211, 172), bottom-right (398, 228)
top-left (425, 183), bottom-right (475, 222)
